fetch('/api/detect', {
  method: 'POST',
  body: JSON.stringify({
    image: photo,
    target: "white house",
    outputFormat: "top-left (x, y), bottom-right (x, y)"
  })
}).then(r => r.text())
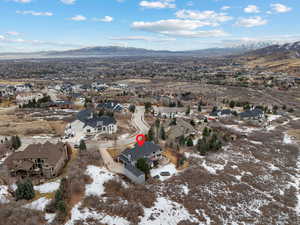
top-left (67, 109), bottom-right (117, 135)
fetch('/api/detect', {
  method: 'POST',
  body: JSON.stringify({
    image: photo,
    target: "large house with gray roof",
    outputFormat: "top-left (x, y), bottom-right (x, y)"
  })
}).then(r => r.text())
top-left (239, 108), bottom-right (264, 121)
top-left (117, 142), bottom-right (163, 184)
top-left (117, 142), bottom-right (163, 168)
top-left (69, 109), bottom-right (117, 135)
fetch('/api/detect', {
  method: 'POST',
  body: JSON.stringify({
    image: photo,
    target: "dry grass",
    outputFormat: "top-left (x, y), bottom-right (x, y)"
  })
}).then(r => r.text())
top-left (79, 179), bottom-right (156, 224)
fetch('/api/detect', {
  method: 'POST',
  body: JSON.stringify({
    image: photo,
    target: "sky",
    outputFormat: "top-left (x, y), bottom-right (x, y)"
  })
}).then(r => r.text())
top-left (0, 0), bottom-right (299, 52)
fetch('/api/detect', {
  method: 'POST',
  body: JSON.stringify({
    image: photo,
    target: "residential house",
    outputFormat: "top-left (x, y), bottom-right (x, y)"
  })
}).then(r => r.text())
top-left (96, 101), bottom-right (124, 112)
top-left (4, 142), bottom-right (69, 178)
top-left (118, 142), bottom-right (163, 168)
top-left (209, 109), bottom-right (233, 119)
top-left (167, 118), bottom-right (196, 141)
top-left (69, 109), bottom-right (117, 135)
top-left (16, 92), bottom-right (44, 105)
top-left (239, 108), bottom-right (264, 121)
top-left (152, 106), bottom-right (186, 118)
top-left (117, 142), bottom-right (163, 184)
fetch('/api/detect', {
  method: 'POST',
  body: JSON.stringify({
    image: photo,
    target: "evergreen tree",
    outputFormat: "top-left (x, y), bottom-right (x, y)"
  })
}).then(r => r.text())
top-left (11, 135), bottom-right (21, 150)
top-left (170, 118), bottom-right (177, 126)
top-left (129, 104), bottom-right (136, 113)
top-left (79, 140), bottom-right (87, 152)
top-left (147, 126), bottom-right (154, 142)
top-left (186, 137), bottom-right (193, 147)
top-left (155, 118), bottom-right (160, 129)
top-left (136, 158), bottom-right (150, 178)
top-left (15, 178), bottom-right (35, 200)
top-left (229, 100), bottom-right (235, 108)
top-left (160, 126), bottom-right (166, 140)
top-left (190, 120), bottom-right (196, 126)
top-left (185, 105), bottom-right (191, 116)
top-left (202, 127), bottom-right (209, 136)
top-left (179, 135), bottom-right (185, 146)
top-left (197, 104), bottom-right (202, 112)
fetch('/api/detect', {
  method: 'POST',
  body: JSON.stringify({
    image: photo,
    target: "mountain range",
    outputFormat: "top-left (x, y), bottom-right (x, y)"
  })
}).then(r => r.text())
top-left (0, 42), bottom-right (281, 59)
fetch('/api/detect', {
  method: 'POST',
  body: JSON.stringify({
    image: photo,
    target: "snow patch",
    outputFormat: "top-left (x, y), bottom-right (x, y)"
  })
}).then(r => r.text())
top-left (45, 213), bottom-right (56, 224)
top-left (140, 197), bottom-right (200, 225)
top-left (0, 185), bottom-right (10, 203)
top-left (85, 165), bottom-right (115, 196)
top-left (24, 197), bottom-right (51, 211)
top-left (34, 180), bottom-right (60, 194)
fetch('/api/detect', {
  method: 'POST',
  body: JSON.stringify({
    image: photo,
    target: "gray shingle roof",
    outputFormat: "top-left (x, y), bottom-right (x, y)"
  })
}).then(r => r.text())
top-left (239, 108), bottom-right (263, 118)
top-left (77, 109), bottom-right (116, 128)
top-left (121, 142), bottom-right (161, 162)
top-left (125, 164), bottom-right (144, 177)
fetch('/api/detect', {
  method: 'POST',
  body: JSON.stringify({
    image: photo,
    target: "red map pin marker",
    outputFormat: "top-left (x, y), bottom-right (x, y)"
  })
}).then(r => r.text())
top-left (136, 134), bottom-right (146, 147)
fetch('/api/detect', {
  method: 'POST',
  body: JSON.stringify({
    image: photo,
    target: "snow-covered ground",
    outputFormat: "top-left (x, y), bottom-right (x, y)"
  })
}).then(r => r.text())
top-left (66, 205), bottom-right (131, 225)
top-left (283, 133), bottom-right (295, 145)
top-left (0, 185), bottom-right (10, 203)
top-left (0, 152), bottom-right (11, 165)
top-left (85, 165), bottom-right (115, 196)
top-left (24, 197), bottom-right (51, 211)
top-left (34, 180), bottom-right (60, 194)
top-left (140, 197), bottom-right (200, 225)
top-left (45, 213), bottom-right (56, 224)
top-left (66, 165), bottom-right (128, 225)
top-left (150, 163), bottom-right (178, 181)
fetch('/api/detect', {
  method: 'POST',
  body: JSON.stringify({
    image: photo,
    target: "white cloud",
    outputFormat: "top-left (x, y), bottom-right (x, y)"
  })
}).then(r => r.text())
top-left (70, 15), bottom-right (86, 21)
top-left (270, 3), bottom-right (292, 13)
top-left (16, 10), bottom-right (53, 16)
top-left (60, 0), bottom-right (76, 4)
top-left (12, 0), bottom-right (32, 3)
top-left (139, 0), bottom-right (176, 9)
top-left (93, 16), bottom-right (114, 22)
top-left (244, 5), bottom-right (260, 13)
top-left (221, 6), bottom-right (230, 11)
top-left (5, 31), bottom-right (20, 36)
top-left (131, 19), bottom-right (227, 38)
top-left (175, 9), bottom-right (232, 24)
top-left (236, 16), bottom-right (267, 27)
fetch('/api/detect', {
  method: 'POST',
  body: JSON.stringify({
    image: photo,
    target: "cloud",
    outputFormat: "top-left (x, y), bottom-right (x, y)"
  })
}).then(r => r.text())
top-left (60, 0), bottom-right (76, 5)
top-left (244, 5), bottom-right (260, 13)
top-left (139, 0), bottom-right (176, 9)
top-left (270, 3), bottom-right (292, 13)
top-left (175, 9), bottom-right (233, 24)
top-left (110, 36), bottom-right (176, 42)
top-left (93, 16), bottom-right (114, 22)
top-left (131, 19), bottom-right (228, 38)
top-left (16, 10), bottom-right (53, 16)
top-left (5, 31), bottom-right (20, 36)
top-left (236, 16), bottom-right (267, 27)
top-left (221, 6), bottom-right (230, 11)
top-left (70, 15), bottom-right (86, 21)
top-left (12, 0), bottom-right (32, 3)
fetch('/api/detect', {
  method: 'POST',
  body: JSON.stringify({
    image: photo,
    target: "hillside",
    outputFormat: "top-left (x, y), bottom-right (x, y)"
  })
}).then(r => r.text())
top-left (238, 41), bottom-right (300, 76)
